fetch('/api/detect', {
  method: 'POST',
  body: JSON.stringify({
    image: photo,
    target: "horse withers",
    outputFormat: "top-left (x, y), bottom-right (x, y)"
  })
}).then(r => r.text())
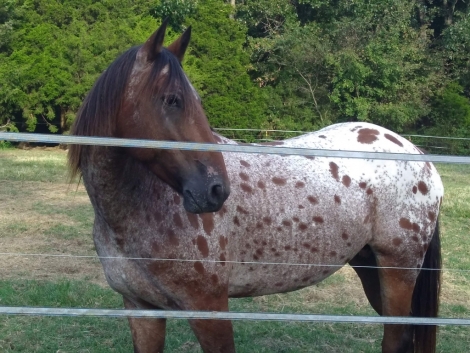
top-left (68, 22), bottom-right (443, 353)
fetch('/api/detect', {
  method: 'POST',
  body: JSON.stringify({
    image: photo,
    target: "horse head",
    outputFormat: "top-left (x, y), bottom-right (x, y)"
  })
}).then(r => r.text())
top-left (69, 20), bottom-right (230, 213)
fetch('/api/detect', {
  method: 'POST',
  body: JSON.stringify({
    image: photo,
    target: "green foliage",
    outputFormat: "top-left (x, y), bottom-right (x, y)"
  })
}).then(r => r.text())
top-left (442, 12), bottom-right (470, 93)
top-left (181, 0), bottom-right (267, 129)
top-left (1, 0), bottom-right (470, 136)
top-left (431, 83), bottom-right (470, 131)
top-left (0, 0), bottom-right (156, 133)
top-left (150, 0), bottom-right (197, 31)
top-left (240, 0), bottom-right (442, 132)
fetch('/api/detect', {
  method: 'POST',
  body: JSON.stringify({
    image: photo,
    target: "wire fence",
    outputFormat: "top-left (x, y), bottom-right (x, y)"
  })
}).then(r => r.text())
top-left (0, 130), bottom-right (469, 328)
top-left (208, 128), bottom-right (470, 155)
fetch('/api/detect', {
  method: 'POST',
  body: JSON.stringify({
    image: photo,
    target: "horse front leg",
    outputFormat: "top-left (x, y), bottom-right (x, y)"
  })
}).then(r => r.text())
top-left (124, 297), bottom-right (167, 353)
top-left (186, 290), bottom-right (236, 353)
top-left (188, 318), bottom-right (235, 353)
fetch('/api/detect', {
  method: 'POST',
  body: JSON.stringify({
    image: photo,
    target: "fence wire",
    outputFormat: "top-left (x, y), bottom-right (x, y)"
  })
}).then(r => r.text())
top-left (0, 306), bottom-right (469, 326)
top-left (1, 132), bottom-right (470, 163)
top-left (0, 252), bottom-right (468, 273)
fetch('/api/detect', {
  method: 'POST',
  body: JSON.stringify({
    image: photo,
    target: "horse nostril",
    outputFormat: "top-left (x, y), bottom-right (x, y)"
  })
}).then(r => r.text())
top-left (210, 184), bottom-right (224, 200)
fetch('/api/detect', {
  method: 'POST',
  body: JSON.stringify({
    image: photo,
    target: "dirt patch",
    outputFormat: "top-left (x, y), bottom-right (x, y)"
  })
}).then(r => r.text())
top-left (0, 180), bottom-right (107, 286)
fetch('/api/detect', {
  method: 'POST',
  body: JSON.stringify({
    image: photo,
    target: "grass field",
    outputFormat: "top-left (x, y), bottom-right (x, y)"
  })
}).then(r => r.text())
top-left (0, 148), bottom-right (469, 352)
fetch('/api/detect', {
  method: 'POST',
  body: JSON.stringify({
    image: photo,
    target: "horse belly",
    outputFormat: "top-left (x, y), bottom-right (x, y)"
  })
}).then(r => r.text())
top-left (222, 151), bottom-right (373, 297)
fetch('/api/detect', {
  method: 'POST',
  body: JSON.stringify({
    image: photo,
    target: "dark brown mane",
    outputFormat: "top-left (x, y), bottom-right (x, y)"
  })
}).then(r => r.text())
top-left (68, 45), bottom-right (198, 180)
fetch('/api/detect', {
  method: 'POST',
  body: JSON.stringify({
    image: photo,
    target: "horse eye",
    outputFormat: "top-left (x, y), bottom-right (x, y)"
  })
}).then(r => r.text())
top-left (162, 95), bottom-right (181, 108)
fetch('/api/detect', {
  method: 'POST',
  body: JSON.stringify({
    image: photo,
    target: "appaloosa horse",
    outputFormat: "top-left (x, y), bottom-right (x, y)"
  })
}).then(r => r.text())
top-left (69, 21), bottom-right (443, 353)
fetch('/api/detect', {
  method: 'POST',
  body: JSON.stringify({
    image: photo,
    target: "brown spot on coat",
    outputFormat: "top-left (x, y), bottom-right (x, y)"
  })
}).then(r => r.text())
top-left (262, 216), bottom-right (272, 225)
top-left (307, 196), bottom-right (318, 205)
top-left (219, 253), bottom-right (226, 266)
top-left (186, 212), bottom-right (199, 230)
top-left (366, 188), bottom-right (373, 195)
top-left (200, 214), bottom-right (214, 235)
top-left (275, 282), bottom-right (284, 287)
top-left (257, 181), bottom-right (266, 189)
top-left (313, 216), bottom-right (324, 224)
top-left (302, 243), bottom-right (311, 249)
top-left (236, 205), bottom-right (249, 215)
top-left (284, 245), bottom-right (292, 251)
top-left (173, 213), bottom-right (183, 228)
top-left (239, 172), bottom-right (249, 181)
top-left (196, 235), bottom-right (209, 257)
top-left (233, 216), bottom-right (240, 226)
top-left (293, 217), bottom-right (300, 222)
top-left (342, 232), bottom-right (349, 240)
top-left (412, 186), bottom-right (417, 194)
top-left (272, 177), bottom-right (287, 186)
top-left (282, 220), bottom-right (292, 227)
top-left (428, 211), bottom-right (436, 222)
top-left (412, 235), bottom-right (419, 242)
top-left (330, 251), bottom-right (337, 257)
top-left (359, 182), bottom-right (367, 189)
top-left (173, 194), bottom-right (181, 205)
top-left (194, 261), bottom-right (205, 275)
top-left (219, 236), bottom-right (227, 250)
top-left (342, 175), bottom-right (351, 187)
top-left (298, 205), bottom-right (305, 209)
top-left (418, 181), bottom-right (429, 195)
top-left (329, 162), bottom-right (339, 181)
top-left (412, 223), bottom-right (421, 233)
top-left (298, 223), bottom-right (308, 231)
top-left (399, 218), bottom-right (413, 230)
top-left (240, 160), bottom-right (250, 168)
top-left (217, 205), bottom-right (228, 218)
top-left (334, 195), bottom-right (341, 204)
top-left (393, 238), bottom-right (403, 246)
top-left (295, 181), bottom-right (305, 188)
top-left (240, 183), bottom-right (253, 193)
top-left (167, 229), bottom-right (179, 246)
top-left (384, 133), bottom-right (403, 147)
top-left (357, 128), bottom-right (379, 144)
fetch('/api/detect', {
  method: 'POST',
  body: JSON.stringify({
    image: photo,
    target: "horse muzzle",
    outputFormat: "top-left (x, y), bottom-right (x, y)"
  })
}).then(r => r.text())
top-left (182, 176), bottom-right (230, 213)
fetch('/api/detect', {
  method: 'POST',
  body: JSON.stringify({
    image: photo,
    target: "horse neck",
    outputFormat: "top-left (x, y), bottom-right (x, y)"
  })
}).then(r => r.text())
top-left (80, 146), bottom-right (164, 224)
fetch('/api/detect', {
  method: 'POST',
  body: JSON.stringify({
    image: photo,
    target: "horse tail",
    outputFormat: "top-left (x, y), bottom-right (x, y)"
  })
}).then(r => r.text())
top-left (412, 219), bottom-right (441, 353)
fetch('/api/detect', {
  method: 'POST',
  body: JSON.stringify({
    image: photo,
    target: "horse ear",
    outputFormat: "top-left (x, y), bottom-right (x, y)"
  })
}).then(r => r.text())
top-left (167, 26), bottom-right (192, 62)
top-left (138, 18), bottom-right (169, 63)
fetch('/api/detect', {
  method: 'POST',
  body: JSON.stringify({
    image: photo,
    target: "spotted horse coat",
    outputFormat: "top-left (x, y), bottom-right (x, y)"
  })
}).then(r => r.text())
top-left (88, 122), bottom-right (443, 353)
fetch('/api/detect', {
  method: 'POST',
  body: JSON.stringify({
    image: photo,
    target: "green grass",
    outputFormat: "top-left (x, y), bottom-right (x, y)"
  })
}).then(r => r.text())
top-left (0, 149), bottom-right (68, 182)
top-left (0, 150), bottom-right (469, 352)
top-left (0, 280), bottom-right (468, 352)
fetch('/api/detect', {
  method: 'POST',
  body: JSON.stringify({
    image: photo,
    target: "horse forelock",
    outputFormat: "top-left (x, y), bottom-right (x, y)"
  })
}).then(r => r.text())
top-left (138, 48), bottom-right (200, 116)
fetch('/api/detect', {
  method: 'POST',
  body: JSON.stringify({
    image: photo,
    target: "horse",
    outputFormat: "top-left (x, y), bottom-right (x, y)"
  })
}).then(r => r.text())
top-left (68, 21), bottom-right (444, 353)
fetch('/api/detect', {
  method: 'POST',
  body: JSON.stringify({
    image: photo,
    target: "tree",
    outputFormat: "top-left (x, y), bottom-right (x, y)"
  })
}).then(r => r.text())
top-left (163, 0), bottom-right (267, 129)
